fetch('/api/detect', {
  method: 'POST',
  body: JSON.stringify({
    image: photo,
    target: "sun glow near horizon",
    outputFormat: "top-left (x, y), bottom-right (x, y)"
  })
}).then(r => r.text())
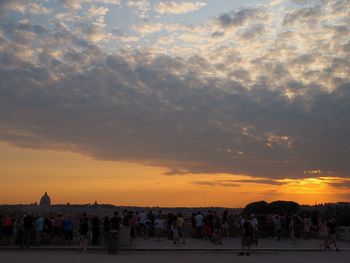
top-left (0, 143), bottom-right (347, 207)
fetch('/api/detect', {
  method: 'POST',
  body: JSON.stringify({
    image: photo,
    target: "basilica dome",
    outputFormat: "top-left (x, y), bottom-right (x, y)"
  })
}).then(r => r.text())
top-left (39, 192), bottom-right (51, 207)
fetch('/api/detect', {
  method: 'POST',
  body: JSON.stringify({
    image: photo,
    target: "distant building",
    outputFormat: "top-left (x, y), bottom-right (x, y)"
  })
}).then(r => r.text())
top-left (39, 192), bottom-right (51, 208)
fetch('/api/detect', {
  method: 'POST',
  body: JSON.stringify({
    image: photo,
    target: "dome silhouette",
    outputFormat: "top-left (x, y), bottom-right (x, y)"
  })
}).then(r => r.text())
top-left (39, 192), bottom-right (51, 207)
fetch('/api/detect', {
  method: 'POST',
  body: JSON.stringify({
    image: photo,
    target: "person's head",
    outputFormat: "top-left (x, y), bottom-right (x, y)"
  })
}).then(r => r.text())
top-left (114, 211), bottom-right (118, 216)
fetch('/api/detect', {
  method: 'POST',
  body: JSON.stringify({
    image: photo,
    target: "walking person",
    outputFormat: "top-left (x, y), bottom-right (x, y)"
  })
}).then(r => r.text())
top-left (318, 219), bottom-right (329, 250)
top-left (326, 217), bottom-right (340, 251)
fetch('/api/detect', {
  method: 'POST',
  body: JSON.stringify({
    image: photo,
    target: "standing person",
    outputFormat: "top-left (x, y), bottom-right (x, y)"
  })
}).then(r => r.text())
top-left (35, 215), bottom-right (44, 246)
top-left (103, 216), bottom-right (111, 245)
top-left (171, 215), bottom-right (179, 245)
top-left (128, 212), bottom-right (138, 243)
top-left (213, 214), bottom-right (222, 244)
top-left (15, 216), bottom-right (24, 246)
top-left (176, 213), bottom-right (186, 245)
top-left (289, 216), bottom-right (296, 244)
top-left (191, 212), bottom-right (196, 238)
top-left (155, 215), bottom-right (163, 241)
top-left (327, 217), bottom-right (340, 251)
top-left (249, 214), bottom-right (258, 245)
top-left (239, 216), bottom-right (254, 256)
top-left (2, 215), bottom-right (13, 245)
top-left (43, 217), bottom-right (52, 245)
top-left (111, 212), bottom-right (121, 231)
top-left (303, 217), bottom-right (311, 240)
top-left (195, 211), bottom-right (203, 239)
top-left (221, 211), bottom-right (229, 238)
top-left (138, 210), bottom-right (147, 238)
top-left (148, 211), bottom-right (155, 237)
top-left (53, 214), bottom-right (64, 245)
top-left (63, 216), bottom-right (74, 245)
top-left (79, 213), bottom-right (89, 252)
top-left (22, 214), bottom-right (33, 248)
top-left (273, 215), bottom-right (282, 241)
top-left (91, 216), bottom-right (100, 245)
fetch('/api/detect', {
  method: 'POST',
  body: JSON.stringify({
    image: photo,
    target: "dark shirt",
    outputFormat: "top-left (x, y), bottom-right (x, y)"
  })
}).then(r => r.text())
top-left (92, 217), bottom-right (100, 233)
top-left (243, 221), bottom-right (253, 237)
top-left (79, 218), bottom-right (89, 235)
top-left (327, 221), bottom-right (336, 235)
top-left (111, 216), bottom-right (121, 230)
top-left (24, 215), bottom-right (33, 230)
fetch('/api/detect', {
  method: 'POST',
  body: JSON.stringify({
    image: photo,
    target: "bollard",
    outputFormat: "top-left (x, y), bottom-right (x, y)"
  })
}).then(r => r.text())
top-left (108, 230), bottom-right (119, 254)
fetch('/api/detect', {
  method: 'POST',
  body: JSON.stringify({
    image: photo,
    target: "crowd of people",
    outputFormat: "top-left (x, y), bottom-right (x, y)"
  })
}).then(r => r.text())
top-left (0, 210), bottom-right (341, 254)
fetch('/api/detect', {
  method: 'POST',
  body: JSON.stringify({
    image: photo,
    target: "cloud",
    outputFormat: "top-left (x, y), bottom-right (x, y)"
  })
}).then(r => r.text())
top-left (0, 0), bottom-right (51, 15)
top-left (155, 1), bottom-right (206, 15)
top-left (217, 7), bottom-right (268, 28)
top-left (127, 0), bottom-right (150, 18)
top-left (1, 0), bottom-right (350, 181)
top-left (192, 181), bottom-right (240, 187)
top-left (240, 24), bottom-right (265, 39)
top-left (132, 22), bottom-right (163, 35)
top-left (61, 0), bottom-right (83, 10)
top-left (192, 178), bottom-right (286, 187)
top-left (88, 5), bottom-right (109, 16)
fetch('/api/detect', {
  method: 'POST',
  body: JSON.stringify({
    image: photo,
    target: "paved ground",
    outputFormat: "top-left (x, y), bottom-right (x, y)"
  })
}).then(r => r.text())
top-left (1, 237), bottom-right (350, 251)
top-left (126, 237), bottom-right (350, 251)
top-left (1, 237), bottom-right (349, 263)
top-left (0, 250), bottom-right (349, 263)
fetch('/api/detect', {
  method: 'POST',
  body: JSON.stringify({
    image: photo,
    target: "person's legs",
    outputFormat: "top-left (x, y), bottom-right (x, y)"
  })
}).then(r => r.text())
top-left (24, 230), bottom-right (31, 248)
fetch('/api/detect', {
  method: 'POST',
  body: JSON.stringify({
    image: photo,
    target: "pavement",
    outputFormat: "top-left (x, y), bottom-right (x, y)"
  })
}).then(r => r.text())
top-left (1, 238), bottom-right (349, 263)
top-left (1, 237), bottom-right (349, 252)
top-left (0, 249), bottom-right (349, 263)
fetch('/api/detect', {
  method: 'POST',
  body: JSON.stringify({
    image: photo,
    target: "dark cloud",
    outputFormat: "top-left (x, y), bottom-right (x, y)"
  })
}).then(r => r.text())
top-left (222, 179), bottom-right (285, 186)
top-left (211, 31), bottom-right (225, 38)
top-left (240, 24), bottom-right (265, 39)
top-left (218, 8), bottom-right (267, 28)
top-left (192, 178), bottom-right (285, 187)
top-left (327, 180), bottom-right (350, 189)
top-left (192, 181), bottom-right (240, 187)
top-left (283, 4), bottom-right (323, 25)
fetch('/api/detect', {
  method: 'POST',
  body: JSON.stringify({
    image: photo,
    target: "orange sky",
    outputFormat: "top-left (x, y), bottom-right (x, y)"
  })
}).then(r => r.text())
top-left (0, 142), bottom-right (348, 207)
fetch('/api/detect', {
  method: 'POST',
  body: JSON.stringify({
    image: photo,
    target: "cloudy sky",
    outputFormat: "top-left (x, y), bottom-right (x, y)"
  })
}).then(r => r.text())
top-left (0, 0), bottom-right (349, 206)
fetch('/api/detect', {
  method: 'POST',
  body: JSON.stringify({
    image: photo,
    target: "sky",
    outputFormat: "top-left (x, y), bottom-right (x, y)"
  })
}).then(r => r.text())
top-left (0, 0), bottom-right (349, 207)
